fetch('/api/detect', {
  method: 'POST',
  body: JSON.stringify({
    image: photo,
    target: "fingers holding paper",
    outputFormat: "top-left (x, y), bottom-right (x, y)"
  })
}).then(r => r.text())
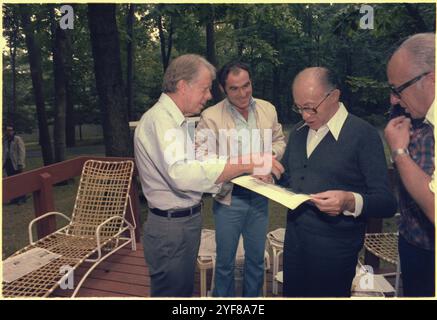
top-left (310, 190), bottom-right (355, 216)
top-left (252, 174), bottom-right (274, 184)
top-left (246, 153), bottom-right (284, 179)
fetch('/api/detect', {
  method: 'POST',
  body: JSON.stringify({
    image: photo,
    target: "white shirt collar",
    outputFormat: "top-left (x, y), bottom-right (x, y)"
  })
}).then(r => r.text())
top-left (310, 102), bottom-right (348, 141)
top-left (425, 99), bottom-right (434, 127)
top-left (159, 93), bottom-right (186, 127)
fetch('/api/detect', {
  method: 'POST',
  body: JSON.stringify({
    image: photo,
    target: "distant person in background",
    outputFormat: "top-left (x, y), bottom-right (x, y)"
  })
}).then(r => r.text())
top-left (3, 124), bottom-right (26, 204)
top-left (384, 33), bottom-right (435, 297)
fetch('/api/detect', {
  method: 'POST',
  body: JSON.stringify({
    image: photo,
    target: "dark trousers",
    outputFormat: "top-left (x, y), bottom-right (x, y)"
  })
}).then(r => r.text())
top-left (283, 218), bottom-right (363, 297)
top-left (143, 211), bottom-right (202, 297)
top-left (4, 158), bottom-right (26, 204)
top-left (399, 234), bottom-right (435, 297)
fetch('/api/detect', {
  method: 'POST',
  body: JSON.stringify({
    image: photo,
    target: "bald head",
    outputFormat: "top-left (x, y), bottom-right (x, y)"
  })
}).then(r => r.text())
top-left (387, 33), bottom-right (435, 119)
top-left (292, 67), bottom-right (337, 95)
top-left (292, 67), bottom-right (341, 130)
top-left (392, 33), bottom-right (435, 75)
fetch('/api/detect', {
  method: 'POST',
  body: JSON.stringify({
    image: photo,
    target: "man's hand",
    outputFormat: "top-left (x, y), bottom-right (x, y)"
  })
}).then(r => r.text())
top-left (310, 190), bottom-right (355, 216)
top-left (238, 153), bottom-right (284, 179)
top-left (384, 116), bottom-right (411, 151)
top-left (252, 174), bottom-right (274, 184)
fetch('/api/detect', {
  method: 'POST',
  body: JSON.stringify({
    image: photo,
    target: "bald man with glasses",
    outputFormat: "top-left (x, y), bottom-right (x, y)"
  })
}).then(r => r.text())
top-left (384, 33), bottom-right (435, 297)
top-left (278, 67), bottom-right (397, 297)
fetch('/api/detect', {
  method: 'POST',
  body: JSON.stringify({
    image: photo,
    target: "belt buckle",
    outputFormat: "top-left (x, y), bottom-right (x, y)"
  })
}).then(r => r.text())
top-left (166, 208), bottom-right (176, 218)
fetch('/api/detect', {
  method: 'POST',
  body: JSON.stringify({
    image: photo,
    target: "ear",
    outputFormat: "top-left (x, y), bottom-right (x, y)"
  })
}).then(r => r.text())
top-left (176, 79), bottom-right (186, 93)
top-left (332, 88), bottom-right (341, 100)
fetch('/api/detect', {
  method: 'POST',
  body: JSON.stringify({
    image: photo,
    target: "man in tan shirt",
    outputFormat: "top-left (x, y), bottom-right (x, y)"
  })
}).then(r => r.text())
top-left (196, 61), bottom-right (286, 296)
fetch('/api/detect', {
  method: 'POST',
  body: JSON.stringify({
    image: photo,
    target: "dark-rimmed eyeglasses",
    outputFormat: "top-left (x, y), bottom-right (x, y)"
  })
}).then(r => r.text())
top-left (389, 71), bottom-right (430, 98)
top-left (292, 90), bottom-right (334, 115)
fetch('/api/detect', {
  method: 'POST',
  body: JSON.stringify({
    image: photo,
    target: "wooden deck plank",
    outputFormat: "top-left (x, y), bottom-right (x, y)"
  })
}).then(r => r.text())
top-left (74, 266), bottom-right (151, 286)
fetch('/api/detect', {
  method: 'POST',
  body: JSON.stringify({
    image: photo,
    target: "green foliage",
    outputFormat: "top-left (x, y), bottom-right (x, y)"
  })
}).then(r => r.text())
top-left (2, 3), bottom-right (436, 132)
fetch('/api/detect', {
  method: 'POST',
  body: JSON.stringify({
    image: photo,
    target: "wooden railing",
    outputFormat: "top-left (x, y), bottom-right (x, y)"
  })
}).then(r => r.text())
top-left (2, 156), bottom-right (142, 242)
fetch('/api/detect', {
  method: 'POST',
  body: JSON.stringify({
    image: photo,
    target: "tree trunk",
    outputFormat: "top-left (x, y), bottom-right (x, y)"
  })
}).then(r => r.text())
top-left (51, 7), bottom-right (67, 163)
top-left (157, 13), bottom-right (173, 72)
top-left (126, 4), bottom-right (135, 121)
top-left (4, 6), bottom-right (19, 123)
top-left (19, 5), bottom-right (54, 165)
top-left (88, 4), bottom-right (132, 157)
top-left (304, 6), bottom-right (313, 65)
top-left (9, 29), bottom-right (17, 122)
top-left (272, 29), bottom-right (281, 117)
top-left (65, 28), bottom-right (76, 147)
top-left (205, 5), bottom-right (223, 103)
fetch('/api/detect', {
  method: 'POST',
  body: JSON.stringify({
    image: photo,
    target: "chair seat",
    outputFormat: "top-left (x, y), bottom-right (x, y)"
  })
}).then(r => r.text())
top-left (364, 232), bottom-right (398, 265)
top-left (3, 254), bottom-right (80, 297)
top-left (31, 233), bottom-right (100, 258)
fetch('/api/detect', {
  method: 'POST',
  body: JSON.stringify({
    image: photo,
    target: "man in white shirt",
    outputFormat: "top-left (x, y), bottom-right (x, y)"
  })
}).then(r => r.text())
top-left (279, 67), bottom-right (396, 297)
top-left (134, 54), bottom-right (283, 297)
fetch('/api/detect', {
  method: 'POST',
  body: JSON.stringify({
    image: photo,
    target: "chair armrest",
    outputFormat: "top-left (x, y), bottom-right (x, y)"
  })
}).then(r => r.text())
top-left (28, 211), bottom-right (71, 245)
top-left (95, 216), bottom-right (134, 259)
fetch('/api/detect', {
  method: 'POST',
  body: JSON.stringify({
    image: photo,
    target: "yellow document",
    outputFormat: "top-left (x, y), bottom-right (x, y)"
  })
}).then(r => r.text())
top-left (231, 175), bottom-right (311, 210)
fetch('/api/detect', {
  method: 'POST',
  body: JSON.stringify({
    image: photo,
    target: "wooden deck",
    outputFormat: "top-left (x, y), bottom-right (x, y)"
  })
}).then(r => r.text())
top-left (51, 243), bottom-right (400, 298)
top-left (52, 243), bottom-right (284, 298)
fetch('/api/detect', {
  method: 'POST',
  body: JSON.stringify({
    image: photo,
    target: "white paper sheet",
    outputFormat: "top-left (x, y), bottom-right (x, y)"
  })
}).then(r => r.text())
top-left (231, 175), bottom-right (311, 210)
top-left (3, 248), bottom-right (62, 283)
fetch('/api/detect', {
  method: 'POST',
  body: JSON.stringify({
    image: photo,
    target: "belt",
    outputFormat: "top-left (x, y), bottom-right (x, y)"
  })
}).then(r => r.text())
top-left (232, 184), bottom-right (252, 195)
top-left (150, 203), bottom-right (202, 218)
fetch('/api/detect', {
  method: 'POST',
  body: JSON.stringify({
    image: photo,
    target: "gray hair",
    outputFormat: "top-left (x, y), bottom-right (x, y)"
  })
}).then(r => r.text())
top-left (397, 33), bottom-right (435, 73)
top-left (162, 54), bottom-right (216, 93)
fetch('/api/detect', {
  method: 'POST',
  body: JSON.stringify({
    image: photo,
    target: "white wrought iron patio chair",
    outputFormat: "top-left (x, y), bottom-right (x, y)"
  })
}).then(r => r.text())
top-left (364, 231), bottom-right (401, 296)
top-left (2, 160), bottom-right (136, 298)
top-left (266, 228), bottom-right (285, 295)
top-left (197, 229), bottom-right (270, 297)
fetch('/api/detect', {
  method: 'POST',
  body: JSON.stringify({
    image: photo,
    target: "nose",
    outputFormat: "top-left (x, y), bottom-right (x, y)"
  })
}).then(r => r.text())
top-left (206, 89), bottom-right (212, 101)
top-left (302, 111), bottom-right (311, 121)
top-left (238, 87), bottom-right (248, 97)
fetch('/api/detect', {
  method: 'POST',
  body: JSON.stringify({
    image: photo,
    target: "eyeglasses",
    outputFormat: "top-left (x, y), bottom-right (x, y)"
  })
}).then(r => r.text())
top-left (389, 71), bottom-right (430, 98)
top-left (292, 90), bottom-right (334, 115)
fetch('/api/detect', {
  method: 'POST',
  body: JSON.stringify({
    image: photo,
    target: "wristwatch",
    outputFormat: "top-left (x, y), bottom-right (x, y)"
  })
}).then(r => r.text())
top-left (391, 148), bottom-right (409, 163)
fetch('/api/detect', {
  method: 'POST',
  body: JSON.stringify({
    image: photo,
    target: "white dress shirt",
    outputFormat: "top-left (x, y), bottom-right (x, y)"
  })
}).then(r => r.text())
top-left (134, 93), bottom-right (226, 210)
top-left (306, 103), bottom-right (364, 218)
